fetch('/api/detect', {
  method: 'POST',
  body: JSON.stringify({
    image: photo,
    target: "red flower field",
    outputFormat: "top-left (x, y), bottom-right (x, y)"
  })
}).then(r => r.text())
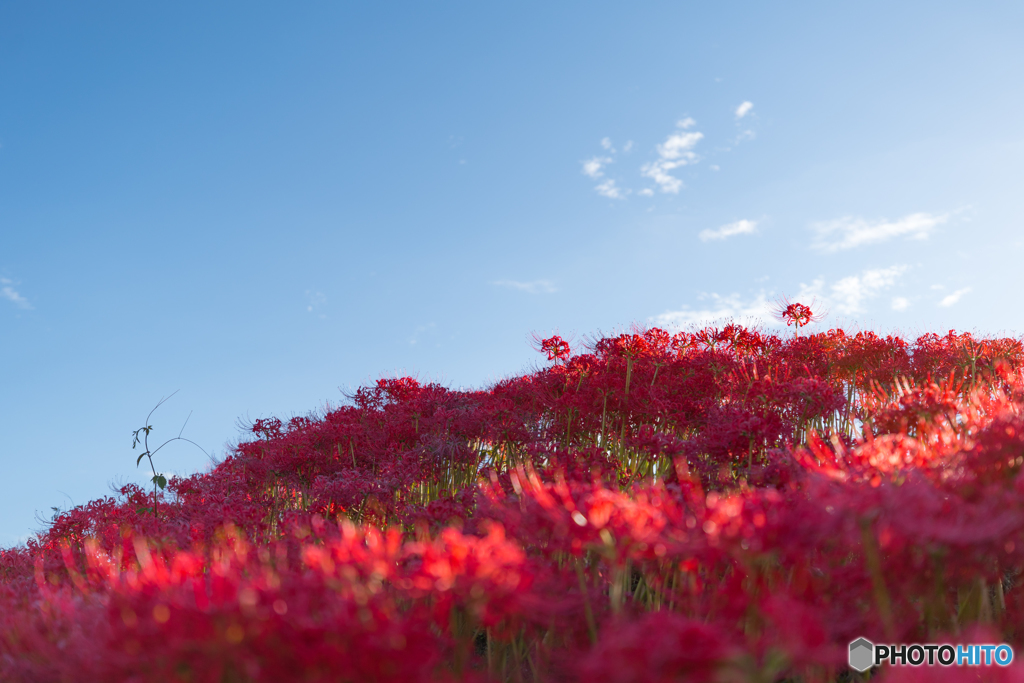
top-left (4, 323), bottom-right (1024, 682)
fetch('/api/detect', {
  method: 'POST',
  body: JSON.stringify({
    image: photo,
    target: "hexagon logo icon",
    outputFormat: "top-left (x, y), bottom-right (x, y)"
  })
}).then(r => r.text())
top-left (849, 637), bottom-right (874, 672)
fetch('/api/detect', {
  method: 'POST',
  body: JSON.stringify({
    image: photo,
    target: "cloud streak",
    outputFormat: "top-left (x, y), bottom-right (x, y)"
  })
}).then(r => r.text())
top-left (595, 179), bottom-right (625, 199)
top-left (581, 156), bottom-right (611, 179)
top-left (699, 219), bottom-right (758, 242)
top-left (492, 280), bottom-right (557, 294)
top-left (409, 322), bottom-right (436, 346)
top-left (584, 109), bottom-right (755, 200)
top-left (799, 265), bottom-right (909, 315)
top-left (655, 265), bottom-right (910, 334)
top-left (654, 291), bottom-right (772, 329)
top-left (811, 212), bottom-right (948, 252)
top-left (305, 290), bottom-right (327, 319)
top-left (939, 288), bottom-right (971, 307)
top-left (640, 118), bottom-right (704, 194)
top-left (582, 154), bottom-right (628, 198)
top-left (0, 278), bottom-right (31, 309)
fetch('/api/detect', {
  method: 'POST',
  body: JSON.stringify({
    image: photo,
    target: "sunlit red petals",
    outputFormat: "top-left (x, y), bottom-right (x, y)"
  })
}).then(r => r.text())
top-left (538, 335), bottom-right (571, 361)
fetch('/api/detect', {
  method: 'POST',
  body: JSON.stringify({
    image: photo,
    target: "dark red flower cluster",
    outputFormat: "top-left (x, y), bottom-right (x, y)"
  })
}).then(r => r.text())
top-left (4, 324), bottom-right (1024, 682)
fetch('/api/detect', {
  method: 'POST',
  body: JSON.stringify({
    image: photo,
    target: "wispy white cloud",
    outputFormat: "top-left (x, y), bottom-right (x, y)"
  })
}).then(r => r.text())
top-left (581, 156), bottom-right (612, 179)
top-left (734, 130), bottom-right (756, 144)
top-left (939, 287), bottom-right (971, 307)
top-left (638, 188), bottom-right (654, 197)
top-left (640, 119), bottom-right (704, 194)
top-left (0, 278), bottom-right (31, 309)
top-left (654, 269), bottom-right (903, 332)
top-left (795, 278), bottom-right (825, 303)
top-left (640, 162), bottom-right (684, 194)
top-left (891, 297), bottom-right (910, 312)
top-left (698, 219), bottom-right (758, 242)
top-left (306, 290), bottom-right (325, 312)
top-left (595, 179), bottom-right (626, 199)
top-left (409, 322), bottom-right (436, 346)
top-left (305, 290), bottom-right (327, 319)
top-left (582, 152), bottom-right (629, 197)
top-left (654, 291), bottom-right (772, 329)
top-left (735, 101), bottom-right (754, 119)
top-left (600, 137), bottom-right (614, 151)
top-left (492, 279), bottom-right (557, 294)
top-left (811, 212), bottom-right (948, 253)
top-left (800, 266), bottom-right (908, 315)
top-left (622, 140), bottom-right (634, 153)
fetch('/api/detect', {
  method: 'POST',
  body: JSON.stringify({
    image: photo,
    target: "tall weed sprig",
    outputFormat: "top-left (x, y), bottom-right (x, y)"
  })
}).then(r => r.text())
top-left (132, 390), bottom-right (210, 517)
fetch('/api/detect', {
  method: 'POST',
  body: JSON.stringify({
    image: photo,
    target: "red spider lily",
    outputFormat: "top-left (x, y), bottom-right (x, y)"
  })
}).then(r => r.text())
top-left (535, 334), bottom-right (571, 361)
top-left (772, 296), bottom-right (826, 337)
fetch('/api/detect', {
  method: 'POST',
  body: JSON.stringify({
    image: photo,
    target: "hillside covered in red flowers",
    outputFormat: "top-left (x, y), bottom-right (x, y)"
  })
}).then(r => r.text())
top-left (5, 323), bottom-right (1024, 682)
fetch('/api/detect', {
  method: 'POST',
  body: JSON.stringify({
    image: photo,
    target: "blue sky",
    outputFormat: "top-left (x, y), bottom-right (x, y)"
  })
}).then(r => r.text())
top-left (3, 1), bottom-right (1023, 546)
